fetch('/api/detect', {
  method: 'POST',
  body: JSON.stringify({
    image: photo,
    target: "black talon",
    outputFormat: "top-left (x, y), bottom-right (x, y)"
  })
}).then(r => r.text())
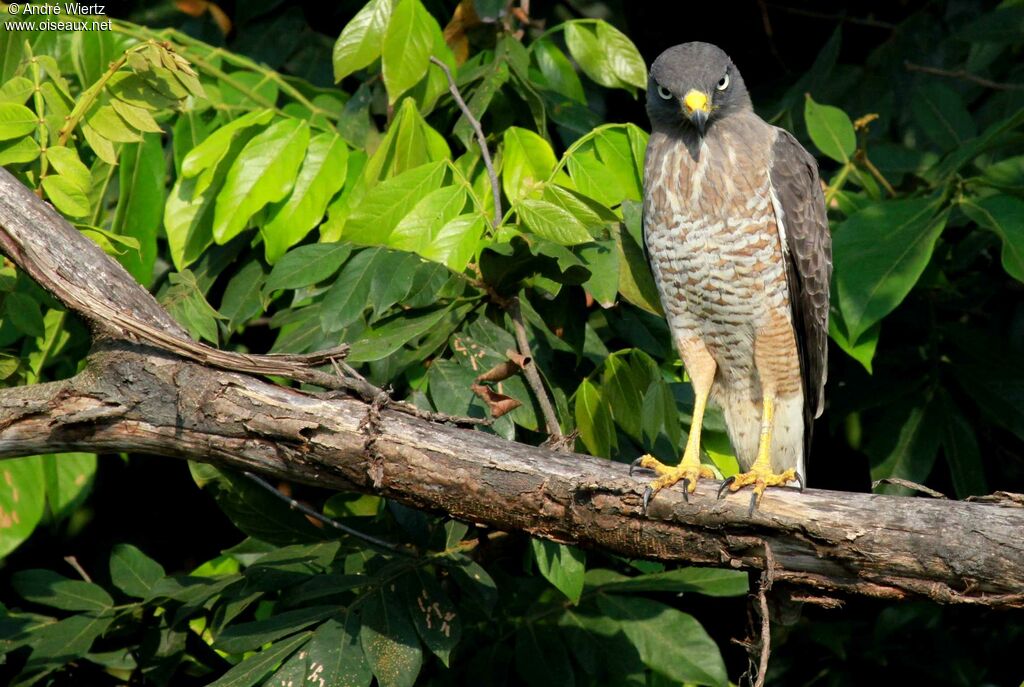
top-left (748, 491), bottom-right (759, 517)
top-left (681, 478), bottom-right (690, 503)
top-left (629, 457), bottom-right (646, 477)
top-left (717, 476), bottom-right (735, 500)
top-left (796, 472), bottom-right (805, 492)
top-left (642, 486), bottom-right (654, 514)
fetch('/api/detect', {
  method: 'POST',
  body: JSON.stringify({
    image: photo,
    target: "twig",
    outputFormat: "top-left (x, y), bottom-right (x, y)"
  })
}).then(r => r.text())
top-left (242, 471), bottom-right (415, 557)
top-left (749, 543), bottom-right (776, 687)
top-left (872, 478), bottom-right (947, 499)
top-left (430, 55), bottom-right (503, 228)
top-left (507, 297), bottom-right (565, 447)
top-left (64, 556), bottom-right (92, 583)
top-left (904, 61), bottom-right (1024, 92)
top-left (855, 150), bottom-right (896, 197)
top-left (753, 577), bottom-right (771, 687)
top-left (763, 3), bottom-right (896, 30)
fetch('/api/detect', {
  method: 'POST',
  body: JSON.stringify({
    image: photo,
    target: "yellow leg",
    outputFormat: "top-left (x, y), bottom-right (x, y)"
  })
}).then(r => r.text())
top-left (718, 394), bottom-right (800, 514)
top-left (631, 339), bottom-right (716, 512)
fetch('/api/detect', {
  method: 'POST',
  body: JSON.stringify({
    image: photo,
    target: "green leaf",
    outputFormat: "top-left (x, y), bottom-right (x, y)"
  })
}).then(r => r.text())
top-left (563, 20), bottom-right (646, 93)
top-left (828, 315), bottom-right (879, 374)
top-left (531, 39), bottom-right (585, 103)
top-left (112, 133), bottom-right (164, 285)
top-left (502, 126), bottom-right (558, 202)
top-left (515, 198), bottom-right (593, 246)
top-left (361, 99), bottom-right (450, 184)
top-left (347, 304), bottom-right (455, 362)
top-left (5, 291), bottom-right (45, 337)
top-left (389, 185), bottom-right (466, 253)
top-left (600, 350), bottom-right (661, 444)
top-left (181, 110), bottom-right (275, 179)
top-left (574, 378), bottom-right (615, 457)
top-left (381, 0), bottom-right (438, 104)
top-left (597, 594), bottom-right (727, 687)
top-left (531, 540), bottom-right (585, 604)
top-left (565, 124), bottom-right (647, 207)
top-left (419, 214), bottom-right (485, 273)
top-left (515, 624), bottom-right (574, 686)
top-left (344, 160), bottom-right (447, 244)
top-left (804, 94), bottom-right (856, 163)
top-left (958, 5), bottom-right (1024, 42)
top-left (41, 452), bottom-right (97, 521)
top-left (452, 62), bottom-right (509, 148)
top-left (0, 456), bottom-right (46, 558)
top-left (41, 175), bottom-right (90, 217)
top-left (272, 613), bottom-right (371, 687)
top-left (446, 553), bottom-right (497, 613)
top-left (936, 391), bottom-right (987, 498)
top-left (641, 377), bottom-right (681, 451)
top-left (0, 135), bottom-right (40, 165)
top-left (960, 195), bottom-right (1024, 283)
top-left (868, 398), bottom-right (943, 494)
top-left (213, 117), bottom-right (311, 243)
top-left (360, 587), bottom-right (423, 687)
top-left (12, 569), bottom-right (114, 612)
top-left (263, 133), bottom-right (350, 263)
top-left (586, 567), bottom-right (748, 596)
top-left (333, 0), bottom-right (394, 81)
top-left (85, 104), bottom-right (141, 142)
top-left (0, 102), bottom-right (36, 140)
top-left (220, 260), bottom-right (267, 331)
top-left (207, 631), bottom-right (312, 687)
top-left (616, 201), bottom-right (663, 315)
top-left (0, 76), bottom-right (33, 104)
top-left (266, 243), bottom-right (353, 293)
top-left (401, 568), bottom-right (461, 666)
top-left (321, 247), bottom-right (382, 332)
top-left (189, 463), bottom-right (324, 545)
top-left (579, 240), bottom-right (620, 307)
top-left (109, 544), bottom-right (166, 598)
top-left (215, 606), bottom-right (338, 654)
top-left (833, 199), bottom-right (948, 341)
top-left (44, 146), bottom-right (90, 192)
top-left (911, 82), bottom-right (976, 152)
top-left (161, 270), bottom-right (223, 344)
top-left (25, 612), bottom-right (113, 670)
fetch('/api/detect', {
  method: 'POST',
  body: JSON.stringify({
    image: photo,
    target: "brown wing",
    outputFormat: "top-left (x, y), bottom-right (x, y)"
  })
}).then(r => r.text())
top-left (769, 129), bottom-right (832, 458)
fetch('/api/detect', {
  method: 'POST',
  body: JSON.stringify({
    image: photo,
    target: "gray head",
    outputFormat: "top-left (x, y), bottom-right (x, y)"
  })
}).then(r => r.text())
top-left (646, 42), bottom-right (752, 135)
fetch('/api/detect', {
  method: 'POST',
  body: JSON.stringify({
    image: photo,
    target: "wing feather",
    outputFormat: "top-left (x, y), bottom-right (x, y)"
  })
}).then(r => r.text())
top-left (768, 129), bottom-right (832, 461)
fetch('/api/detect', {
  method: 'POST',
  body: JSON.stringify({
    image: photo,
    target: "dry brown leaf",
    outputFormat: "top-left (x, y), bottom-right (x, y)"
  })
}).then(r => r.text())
top-left (471, 383), bottom-right (522, 418)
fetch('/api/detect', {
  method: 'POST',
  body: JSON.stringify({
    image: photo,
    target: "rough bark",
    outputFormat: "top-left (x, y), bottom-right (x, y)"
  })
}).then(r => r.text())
top-left (1, 168), bottom-right (1022, 609)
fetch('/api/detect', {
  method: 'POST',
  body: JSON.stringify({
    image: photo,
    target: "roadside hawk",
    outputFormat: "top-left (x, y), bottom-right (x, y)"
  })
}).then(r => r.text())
top-left (632, 42), bottom-right (832, 513)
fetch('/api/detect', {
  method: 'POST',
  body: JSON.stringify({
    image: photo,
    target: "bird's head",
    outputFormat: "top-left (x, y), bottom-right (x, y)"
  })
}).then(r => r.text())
top-left (646, 42), bottom-right (751, 136)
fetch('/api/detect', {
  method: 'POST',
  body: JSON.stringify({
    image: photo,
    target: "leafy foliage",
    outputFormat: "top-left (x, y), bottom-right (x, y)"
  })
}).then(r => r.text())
top-left (0, 0), bottom-right (1022, 685)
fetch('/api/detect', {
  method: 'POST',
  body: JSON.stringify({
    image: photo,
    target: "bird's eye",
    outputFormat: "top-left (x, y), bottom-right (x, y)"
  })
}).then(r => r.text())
top-left (657, 85), bottom-right (673, 100)
top-left (716, 73), bottom-right (730, 91)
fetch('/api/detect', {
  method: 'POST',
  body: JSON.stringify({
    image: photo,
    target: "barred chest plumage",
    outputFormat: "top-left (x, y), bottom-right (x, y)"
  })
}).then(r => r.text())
top-left (642, 116), bottom-right (792, 385)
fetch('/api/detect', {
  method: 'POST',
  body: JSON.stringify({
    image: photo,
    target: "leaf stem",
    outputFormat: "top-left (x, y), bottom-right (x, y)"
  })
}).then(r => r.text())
top-left (824, 161), bottom-right (852, 207)
top-left (430, 56), bottom-right (503, 229)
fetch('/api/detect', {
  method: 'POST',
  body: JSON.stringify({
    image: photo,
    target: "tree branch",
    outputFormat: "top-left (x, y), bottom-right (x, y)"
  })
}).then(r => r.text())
top-left (1, 169), bottom-right (1023, 609)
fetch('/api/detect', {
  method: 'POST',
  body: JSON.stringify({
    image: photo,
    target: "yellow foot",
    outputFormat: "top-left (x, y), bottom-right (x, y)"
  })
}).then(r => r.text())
top-left (717, 466), bottom-right (804, 515)
top-left (630, 454), bottom-right (716, 512)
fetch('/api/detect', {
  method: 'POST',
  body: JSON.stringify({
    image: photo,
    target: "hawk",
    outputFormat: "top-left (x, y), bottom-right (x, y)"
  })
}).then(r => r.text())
top-left (631, 42), bottom-right (832, 513)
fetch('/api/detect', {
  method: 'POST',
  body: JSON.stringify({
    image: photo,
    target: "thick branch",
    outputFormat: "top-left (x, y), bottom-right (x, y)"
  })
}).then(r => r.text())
top-left (1, 162), bottom-right (1023, 609)
top-left (1, 344), bottom-right (1022, 608)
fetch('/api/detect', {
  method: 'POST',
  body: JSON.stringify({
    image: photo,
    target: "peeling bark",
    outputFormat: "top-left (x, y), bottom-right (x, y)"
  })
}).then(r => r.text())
top-left (1, 170), bottom-right (1023, 609)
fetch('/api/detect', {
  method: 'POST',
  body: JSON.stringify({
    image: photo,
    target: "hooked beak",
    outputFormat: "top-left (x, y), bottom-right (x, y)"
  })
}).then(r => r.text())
top-left (683, 89), bottom-right (711, 134)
